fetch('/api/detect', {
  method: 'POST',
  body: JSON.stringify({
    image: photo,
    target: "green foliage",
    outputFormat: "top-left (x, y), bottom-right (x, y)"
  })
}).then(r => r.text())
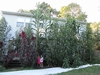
top-left (62, 58), bottom-right (70, 68)
top-left (72, 55), bottom-right (84, 67)
top-left (43, 17), bottom-right (84, 67)
top-left (24, 24), bottom-right (33, 38)
top-left (0, 17), bottom-right (8, 42)
top-left (30, 2), bottom-right (56, 53)
top-left (0, 65), bottom-right (6, 72)
top-left (61, 17), bottom-right (84, 67)
top-left (31, 2), bottom-right (58, 18)
top-left (0, 17), bottom-right (11, 40)
top-left (93, 56), bottom-right (100, 64)
top-left (59, 3), bottom-right (87, 22)
top-left (16, 3), bottom-right (94, 68)
top-left (41, 17), bottom-right (95, 67)
top-left (92, 22), bottom-right (100, 50)
top-left (81, 24), bottom-right (95, 63)
top-left (0, 17), bottom-right (11, 57)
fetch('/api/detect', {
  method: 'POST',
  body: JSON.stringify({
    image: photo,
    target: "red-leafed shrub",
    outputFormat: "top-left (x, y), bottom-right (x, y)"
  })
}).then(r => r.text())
top-left (31, 36), bottom-right (34, 40)
top-left (17, 31), bottom-right (38, 67)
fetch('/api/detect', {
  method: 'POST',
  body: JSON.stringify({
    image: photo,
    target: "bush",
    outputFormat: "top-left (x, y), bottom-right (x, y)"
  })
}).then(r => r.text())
top-left (72, 55), bottom-right (84, 67)
top-left (62, 58), bottom-right (70, 68)
top-left (0, 65), bottom-right (6, 72)
top-left (92, 52), bottom-right (100, 64)
top-left (15, 31), bottom-right (38, 67)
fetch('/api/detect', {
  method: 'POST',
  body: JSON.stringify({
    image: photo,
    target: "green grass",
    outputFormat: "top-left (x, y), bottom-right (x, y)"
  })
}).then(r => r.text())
top-left (56, 66), bottom-right (100, 75)
top-left (0, 67), bottom-right (35, 72)
top-left (7, 67), bottom-right (34, 71)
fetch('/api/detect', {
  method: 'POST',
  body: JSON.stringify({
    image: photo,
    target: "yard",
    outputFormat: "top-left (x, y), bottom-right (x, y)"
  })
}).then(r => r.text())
top-left (56, 65), bottom-right (100, 75)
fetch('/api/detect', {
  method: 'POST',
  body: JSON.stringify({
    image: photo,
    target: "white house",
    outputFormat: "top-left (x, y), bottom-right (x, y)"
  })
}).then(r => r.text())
top-left (0, 11), bottom-right (87, 39)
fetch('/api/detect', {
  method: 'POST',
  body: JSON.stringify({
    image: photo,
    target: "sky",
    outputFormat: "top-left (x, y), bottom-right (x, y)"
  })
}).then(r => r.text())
top-left (0, 0), bottom-right (100, 22)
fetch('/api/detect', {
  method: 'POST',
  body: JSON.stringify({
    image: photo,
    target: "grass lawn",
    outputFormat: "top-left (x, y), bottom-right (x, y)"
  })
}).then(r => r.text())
top-left (0, 67), bottom-right (34, 72)
top-left (56, 66), bottom-right (100, 75)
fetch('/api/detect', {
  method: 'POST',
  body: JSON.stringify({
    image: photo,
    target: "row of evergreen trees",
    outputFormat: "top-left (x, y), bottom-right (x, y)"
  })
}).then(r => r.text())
top-left (37, 17), bottom-right (95, 67)
top-left (14, 16), bottom-right (95, 67)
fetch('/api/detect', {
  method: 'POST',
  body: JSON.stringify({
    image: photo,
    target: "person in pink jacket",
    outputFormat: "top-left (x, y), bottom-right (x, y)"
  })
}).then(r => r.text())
top-left (37, 56), bottom-right (41, 67)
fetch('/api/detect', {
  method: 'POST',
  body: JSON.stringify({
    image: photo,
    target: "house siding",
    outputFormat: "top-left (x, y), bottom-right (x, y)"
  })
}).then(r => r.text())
top-left (2, 13), bottom-right (32, 39)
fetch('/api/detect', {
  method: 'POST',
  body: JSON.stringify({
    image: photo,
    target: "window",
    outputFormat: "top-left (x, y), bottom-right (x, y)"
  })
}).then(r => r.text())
top-left (16, 18), bottom-right (24, 27)
top-left (16, 22), bottom-right (24, 27)
top-left (25, 23), bottom-right (33, 26)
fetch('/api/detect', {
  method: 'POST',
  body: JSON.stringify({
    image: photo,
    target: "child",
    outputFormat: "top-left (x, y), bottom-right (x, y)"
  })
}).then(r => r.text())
top-left (40, 55), bottom-right (43, 67)
top-left (37, 56), bottom-right (41, 67)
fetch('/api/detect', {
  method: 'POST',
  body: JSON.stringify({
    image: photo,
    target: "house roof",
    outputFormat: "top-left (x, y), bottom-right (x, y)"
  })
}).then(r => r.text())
top-left (1, 11), bottom-right (87, 24)
top-left (1, 11), bottom-right (33, 17)
top-left (53, 17), bottom-right (87, 24)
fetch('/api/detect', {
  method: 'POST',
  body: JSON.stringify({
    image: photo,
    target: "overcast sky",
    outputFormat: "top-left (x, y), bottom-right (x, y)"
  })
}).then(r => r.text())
top-left (0, 0), bottom-right (100, 22)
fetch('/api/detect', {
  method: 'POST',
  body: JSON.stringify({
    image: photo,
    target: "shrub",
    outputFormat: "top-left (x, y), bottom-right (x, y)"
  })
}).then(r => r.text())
top-left (0, 65), bottom-right (6, 72)
top-left (72, 55), bottom-right (84, 67)
top-left (16, 31), bottom-right (38, 67)
top-left (62, 58), bottom-right (70, 68)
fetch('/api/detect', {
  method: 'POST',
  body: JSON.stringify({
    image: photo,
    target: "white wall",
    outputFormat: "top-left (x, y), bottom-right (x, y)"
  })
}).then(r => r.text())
top-left (2, 14), bottom-right (32, 39)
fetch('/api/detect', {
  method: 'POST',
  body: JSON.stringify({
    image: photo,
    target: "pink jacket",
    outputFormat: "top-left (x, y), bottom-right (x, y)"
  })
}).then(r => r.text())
top-left (37, 57), bottom-right (40, 64)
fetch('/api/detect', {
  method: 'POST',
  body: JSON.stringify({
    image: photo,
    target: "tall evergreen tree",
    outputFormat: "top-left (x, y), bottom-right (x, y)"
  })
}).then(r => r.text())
top-left (0, 17), bottom-right (11, 57)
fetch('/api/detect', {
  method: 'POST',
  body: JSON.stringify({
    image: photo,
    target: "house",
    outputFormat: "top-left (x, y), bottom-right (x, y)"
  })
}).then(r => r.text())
top-left (0, 11), bottom-right (87, 39)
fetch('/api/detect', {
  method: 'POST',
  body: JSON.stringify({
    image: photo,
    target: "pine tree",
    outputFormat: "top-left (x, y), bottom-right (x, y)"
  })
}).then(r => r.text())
top-left (0, 17), bottom-right (11, 57)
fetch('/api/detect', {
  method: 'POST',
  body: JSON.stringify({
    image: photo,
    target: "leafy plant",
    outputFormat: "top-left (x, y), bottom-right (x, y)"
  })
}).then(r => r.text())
top-left (14, 24), bottom-right (38, 67)
top-left (19, 31), bottom-right (37, 67)
top-left (0, 17), bottom-right (11, 65)
top-left (43, 17), bottom-right (82, 67)
top-left (0, 65), bottom-right (6, 72)
top-left (81, 23), bottom-right (95, 63)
